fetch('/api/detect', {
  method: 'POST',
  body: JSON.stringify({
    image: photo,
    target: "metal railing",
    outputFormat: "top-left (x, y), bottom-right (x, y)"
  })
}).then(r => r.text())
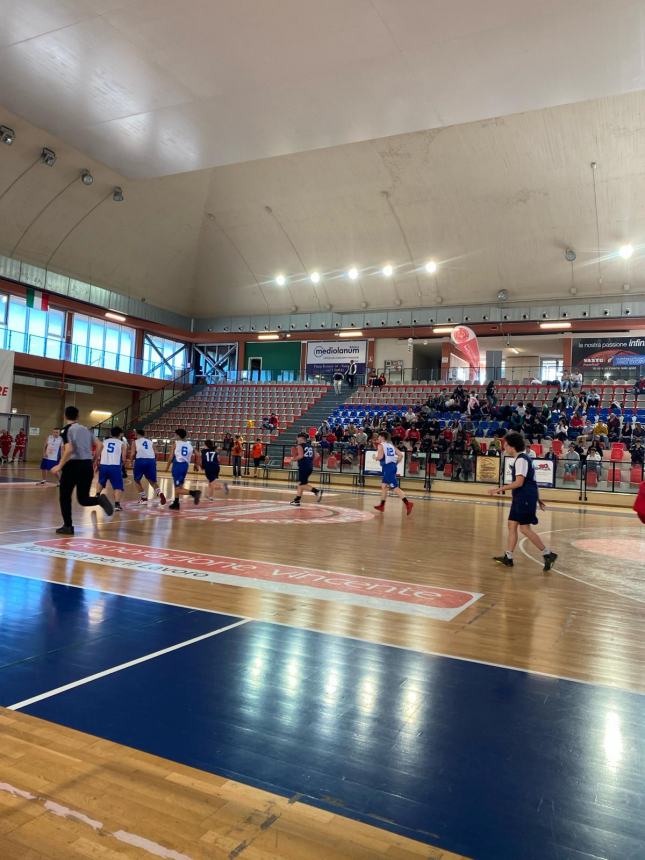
top-left (115, 439), bottom-right (643, 497)
top-left (372, 366), bottom-right (645, 385)
top-left (92, 367), bottom-right (196, 435)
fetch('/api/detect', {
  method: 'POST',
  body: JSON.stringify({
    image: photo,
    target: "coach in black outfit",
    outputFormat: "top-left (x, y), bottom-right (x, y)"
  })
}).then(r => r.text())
top-left (51, 406), bottom-right (113, 534)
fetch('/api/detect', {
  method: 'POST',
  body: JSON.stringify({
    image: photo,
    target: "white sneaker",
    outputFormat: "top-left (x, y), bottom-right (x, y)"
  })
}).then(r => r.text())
top-left (138, 497), bottom-right (147, 505)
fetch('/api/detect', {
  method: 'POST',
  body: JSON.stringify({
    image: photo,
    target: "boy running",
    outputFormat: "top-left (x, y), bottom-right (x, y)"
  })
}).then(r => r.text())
top-left (201, 440), bottom-right (229, 499)
top-left (167, 428), bottom-right (201, 510)
top-left (373, 432), bottom-right (413, 515)
top-left (290, 432), bottom-right (322, 506)
top-left (129, 428), bottom-right (166, 505)
top-left (96, 426), bottom-right (126, 511)
top-left (487, 431), bottom-right (558, 571)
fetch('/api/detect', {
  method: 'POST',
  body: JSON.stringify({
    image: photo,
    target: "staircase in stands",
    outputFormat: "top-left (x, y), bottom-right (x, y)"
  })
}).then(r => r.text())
top-left (268, 385), bottom-right (353, 448)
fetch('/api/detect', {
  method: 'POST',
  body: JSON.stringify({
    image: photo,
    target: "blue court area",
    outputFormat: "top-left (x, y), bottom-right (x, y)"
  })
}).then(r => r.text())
top-left (0, 572), bottom-right (643, 860)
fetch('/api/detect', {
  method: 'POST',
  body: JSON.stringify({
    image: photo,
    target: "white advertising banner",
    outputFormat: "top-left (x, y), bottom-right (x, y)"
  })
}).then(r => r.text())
top-left (503, 456), bottom-right (554, 488)
top-left (0, 349), bottom-right (14, 412)
top-left (364, 449), bottom-right (404, 476)
top-left (305, 340), bottom-right (367, 375)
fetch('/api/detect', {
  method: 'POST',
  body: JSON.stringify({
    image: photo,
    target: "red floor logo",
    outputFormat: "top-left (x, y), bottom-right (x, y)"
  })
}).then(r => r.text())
top-left (125, 499), bottom-right (374, 524)
top-left (4, 538), bottom-right (482, 621)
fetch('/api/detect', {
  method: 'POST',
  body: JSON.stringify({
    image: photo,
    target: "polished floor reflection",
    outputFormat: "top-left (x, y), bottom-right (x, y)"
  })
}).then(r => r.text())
top-left (1, 573), bottom-right (643, 860)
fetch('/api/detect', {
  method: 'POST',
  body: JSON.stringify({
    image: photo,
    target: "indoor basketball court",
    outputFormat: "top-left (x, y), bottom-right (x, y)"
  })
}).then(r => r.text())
top-left (1, 2), bottom-right (645, 859)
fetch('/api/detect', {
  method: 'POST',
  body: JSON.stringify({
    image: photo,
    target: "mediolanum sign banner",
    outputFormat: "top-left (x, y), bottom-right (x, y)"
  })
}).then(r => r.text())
top-left (572, 336), bottom-right (645, 368)
top-left (305, 340), bottom-right (367, 375)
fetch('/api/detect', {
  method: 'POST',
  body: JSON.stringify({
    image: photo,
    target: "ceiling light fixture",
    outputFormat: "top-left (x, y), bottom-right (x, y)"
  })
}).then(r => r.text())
top-left (275, 273), bottom-right (286, 286)
top-left (338, 330), bottom-right (362, 337)
top-left (425, 260), bottom-right (438, 274)
top-left (432, 326), bottom-right (454, 334)
top-left (112, 186), bottom-right (124, 202)
top-left (347, 267), bottom-right (358, 280)
top-left (257, 333), bottom-right (280, 340)
top-left (619, 244), bottom-right (634, 259)
top-left (80, 169), bottom-right (94, 186)
top-left (40, 147), bottom-right (57, 167)
top-left (0, 125), bottom-right (15, 145)
top-left (382, 264), bottom-right (393, 277)
top-left (105, 311), bottom-right (126, 322)
top-left (310, 271), bottom-right (320, 284)
top-left (539, 321), bottom-right (572, 330)
top-left (509, 347), bottom-right (520, 354)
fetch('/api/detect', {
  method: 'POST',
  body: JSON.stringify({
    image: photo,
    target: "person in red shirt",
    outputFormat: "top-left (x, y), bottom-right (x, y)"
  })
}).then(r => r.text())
top-left (0, 429), bottom-right (13, 463)
top-left (406, 426), bottom-right (420, 445)
top-left (12, 429), bottom-right (27, 462)
top-left (392, 424), bottom-right (406, 442)
top-left (570, 413), bottom-right (584, 432)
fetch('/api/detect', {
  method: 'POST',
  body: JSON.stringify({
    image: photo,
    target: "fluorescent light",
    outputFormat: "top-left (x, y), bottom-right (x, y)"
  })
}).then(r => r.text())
top-left (338, 330), bottom-right (362, 337)
top-left (509, 347), bottom-right (520, 354)
top-left (347, 267), bottom-right (358, 280)
top-left (619, 244), bottom-right (634, 259)
top-left (432, 326), bottom-right (454, 334)
top-left (105, 311), bottom-right (126, 322)
top-left (257, 333), bottom-right (280, 340)
top-left (90, 410), bottom-right (112, 418)
top-left (275, 274), bottom-right (286, 286)
top-left (539, 321), bottom-right (572, 329)
top-left (310, 271), bottom-right (321, 284)
top-left (382, 264), bottom-right (393, 277)
top-left (425, 260), bottom-right (438, 274)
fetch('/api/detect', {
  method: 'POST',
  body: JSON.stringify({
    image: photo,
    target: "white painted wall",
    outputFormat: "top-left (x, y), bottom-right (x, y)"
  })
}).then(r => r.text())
top-left (374, 338), bottom-right (411, 370)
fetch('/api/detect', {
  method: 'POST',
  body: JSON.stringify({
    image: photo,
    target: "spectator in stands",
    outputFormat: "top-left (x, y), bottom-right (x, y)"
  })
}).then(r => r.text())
top-left (571, 370), bottom-right (583, 389)
top-left (488, 437), bottom-right (502, 456)
top-left (355, 428), bottom-right (368, 448)
top-left (486, 380), bottom-right (497, 407)
top-left (510, 410), bottom-right (524, 432)
top-left (592, 418), bottom-right (609, 444)
top-left (633, 421), bottom-right (644, 440)
top-left (377, 372), bottom-right (387, 388)
top-left (570, 412), bottom-right (584, 434)
top-left (540, 403), bottom-right (551, 423)
top-left (554, 417), bottom-right (569, 441)
top-left (346, 360), bottom-right (357, 388)
top-left (552, 391), bottom-right (566, 411)
top-left (403, 406), bottom-right (417, 426)
top-left (515, 401), bottom-right (526, 419)
top-left (318, 419), bottom-right (330, 437)
top-left (631, 439), bottom-right (644, 467)
top-left (367, 370), bottom-right (377, 388)
top-left (231, 435), bottom-right (243, 479)
top-left (560, 370), bottom-right (572, 392)
top-left (269, 412), bottom-right (278, 430)
top-left (587, 388), bottom-right (600, 407)
top-left (621, 420), bottom-right (633, 444)
top-left (347, 421), bottom-right (358, 436)
top-left (406, 425), bottom-right (420, 446)
top-left (607, 412), bottom-right (621, 442)
top-left (586, 444), bottom-right (602, 478)
top-left (261, 416), bottom-right (272, 431)
top-left (450, 432), bottom-right (466, 480)
top-left (609, 400), bottom-right (622, 416)
top-left (462, 415), bottom-right (475, 435)
top-left (325, 430), bottom-right (337, 451)
top-left (563, 443), bottom-right (580, 477)
top-left (392, 423), bottom-right (406, 443)
top-left (334, 423), bottom-right (344, 441)
top-left (333, 370), bottom-right (344, 394)
top-left (467, 390), bottom-right (480, 416)
top-left (633, 377), bottom-right (645, 395)
top-left (222, 432), bottom-right (233, 455)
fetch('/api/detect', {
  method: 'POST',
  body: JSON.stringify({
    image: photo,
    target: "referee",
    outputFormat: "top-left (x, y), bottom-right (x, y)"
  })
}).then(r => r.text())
top-left (51, 406), bottom-right (113, 534)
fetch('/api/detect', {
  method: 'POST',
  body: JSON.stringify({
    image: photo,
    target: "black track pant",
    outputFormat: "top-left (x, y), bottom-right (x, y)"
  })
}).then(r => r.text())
top-left (59, 460), bottom-right (101, 527)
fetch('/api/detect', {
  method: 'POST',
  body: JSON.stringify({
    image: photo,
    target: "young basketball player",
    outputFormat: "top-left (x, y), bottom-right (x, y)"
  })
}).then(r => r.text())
top-left (251, 437), bottom-right (264, 478)
top-left (167, 428), bottom-right (201, 510)
top-left (373, 432), bottom-right (413, 515)
top-left (96, 426), bottom-right (126, 511)
top-left (290, 432), bottom-right (322, 506)
top-left (129, 428), bottom-right (166, 505)
top-left (201, 440), bottom-right (229, 499)
top-left (487, 430), bottom-right (557, 571)
top-left (39, 428), bottom-right (63, 484)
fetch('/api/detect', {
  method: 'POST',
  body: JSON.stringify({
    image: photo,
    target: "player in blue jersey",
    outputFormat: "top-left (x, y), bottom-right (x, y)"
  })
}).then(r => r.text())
top-left (96, 426), bottom-right (126, 511)
top-left (129, 428), bottom-right (166, 506)
top-left (167, 428), bottom-right (201, 510)
top-left (200, 440), bottom-right (229, 499)
top-left (487, 431), bottom-right (557, 571)
top-left (374, 431), bottom-right (413, 515)
top-left (290, 432), bottom-right (322, 506)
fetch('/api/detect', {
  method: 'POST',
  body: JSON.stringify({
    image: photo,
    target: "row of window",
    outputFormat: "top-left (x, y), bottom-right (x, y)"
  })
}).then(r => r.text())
top-left (0, 294), bottom-right (187, 380)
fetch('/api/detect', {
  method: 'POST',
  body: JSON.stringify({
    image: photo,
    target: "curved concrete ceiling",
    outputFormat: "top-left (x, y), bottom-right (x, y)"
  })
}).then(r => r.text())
top-left (1, 2), bottom-right (645, 318)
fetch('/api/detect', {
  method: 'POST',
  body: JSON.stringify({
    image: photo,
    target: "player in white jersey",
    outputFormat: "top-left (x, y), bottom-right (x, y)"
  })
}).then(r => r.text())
top-left (39, 428), bottom-right (63, 484)
top-left (167, 428), bottom-right (201, 510)
top-left (129, 428), bottom-right (166, 505)
top-left (95, 426), bottom-right (126, 511)
top-left (373, 431), bottom-right (413, 515)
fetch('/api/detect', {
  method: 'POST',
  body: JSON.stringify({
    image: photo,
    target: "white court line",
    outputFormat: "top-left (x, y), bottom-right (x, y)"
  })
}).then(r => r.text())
top-left (7, 617), bottom-right (249, 711)
top-left (0, 569), bottom-right (641, 695)
top-left (518, 529), bottom-right (645, 606)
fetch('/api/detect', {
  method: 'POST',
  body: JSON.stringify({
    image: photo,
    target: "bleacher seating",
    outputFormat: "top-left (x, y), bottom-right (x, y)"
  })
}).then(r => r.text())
top-left (145, 382), bottom-right (328, 442)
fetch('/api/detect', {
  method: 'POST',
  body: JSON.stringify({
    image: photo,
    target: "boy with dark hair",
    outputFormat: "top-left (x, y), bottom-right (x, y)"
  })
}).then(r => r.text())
top-left (201, 440), bottom-right (229, 499)
top-left (290, 432), bottom-right (322, 506)
top-left (96, 426), bottom-right (126, 511)
top-left (374, 431), bottom-right (413, 515)
top-left (129, 428), bottom-right (166, 505)
top-left (488, 431), bottom-right (557, 571)
top-left (167, 428), bottom-right (201, 510)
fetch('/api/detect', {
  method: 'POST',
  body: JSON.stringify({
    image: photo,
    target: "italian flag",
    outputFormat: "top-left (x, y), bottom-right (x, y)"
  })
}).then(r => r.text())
top-left (25, 287), bottom-right (49, 311)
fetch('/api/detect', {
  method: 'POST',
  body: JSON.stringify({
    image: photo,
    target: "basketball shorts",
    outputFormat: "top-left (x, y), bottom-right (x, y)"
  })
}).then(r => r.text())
top-left (172, 461), bottom-right (189, 487)
top-left (509, 490), bottom-right (538, 525)
top-left (98, 464), bottom-right (124, 492)
top-left (204, 465), bottom-right (220, 482)
top-left (134, 458), bottom-right (157, 483)
top-left (298, 463), bottom-right (313, 485)
top-left (381, 462), bottom-right (399, 489)
top-left (40, 458), bottom-right (58, 471)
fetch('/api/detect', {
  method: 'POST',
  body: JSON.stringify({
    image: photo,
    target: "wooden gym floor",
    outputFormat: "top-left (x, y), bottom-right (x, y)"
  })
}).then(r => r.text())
top-left (0, 466), bottom-right (643, 859)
